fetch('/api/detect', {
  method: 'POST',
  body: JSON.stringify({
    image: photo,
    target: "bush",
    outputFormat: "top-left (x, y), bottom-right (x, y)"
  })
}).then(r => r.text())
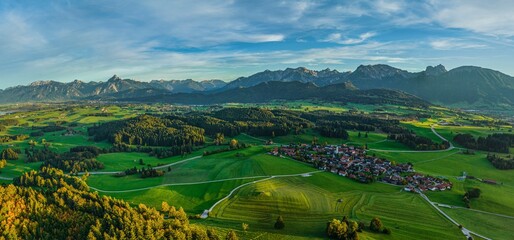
top-left (274, 216), bottom-right (285, 229)
top-left (369, 217), bottom-right (383, 232)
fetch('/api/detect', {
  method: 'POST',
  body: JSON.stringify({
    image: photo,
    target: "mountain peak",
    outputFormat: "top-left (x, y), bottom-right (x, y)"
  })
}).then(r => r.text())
top-left (425, 64), bottom-right (447, 76)
top-left (107, 75), bottom-right (122, 82)
top-left (353, 64), bottom-right (409, 79)
top-left (30, 80), bottom-right (58, 86)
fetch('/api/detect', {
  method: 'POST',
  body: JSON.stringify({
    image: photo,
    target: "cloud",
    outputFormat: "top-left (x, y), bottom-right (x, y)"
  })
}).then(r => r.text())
top-left (428, 0), bottom-right (514, 37)
top-left (429, 39), bottom-right (487, 50)
top-left (0, 12), bottom-right (47, 52)
top-left (323, 32), bottom-right (376, 44)
top-left (1, 0), bottom-right (514, 88)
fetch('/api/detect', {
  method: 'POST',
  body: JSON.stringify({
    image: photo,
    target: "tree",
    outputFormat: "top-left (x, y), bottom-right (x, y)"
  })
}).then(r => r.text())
top-left (161, 202), bottom-right (170, 212)
top-left (229, 139), bottom-right (238, 149)
top-left (207, 228), bottom-right (220, 240)
top-left (358, 132), bottom-right (362, 138)
top-left (225, 230), bottom-right (238, 240)
top-left (369, 217), bottom-right (383, 232)
top-left (241, 223), bottom-right (249, 232)
top-left (214, 133), bottom-right (225, 145)
top-left (1, 148), bottom-right (19, 160)
top-left (326, 218), bottom-right (361, 240)
top-left (365, 132), bottom-right (368, 138)
top-left (0, 159), bottom-right (6, 171)
top-left (274, 216), bottom-right (285, 229)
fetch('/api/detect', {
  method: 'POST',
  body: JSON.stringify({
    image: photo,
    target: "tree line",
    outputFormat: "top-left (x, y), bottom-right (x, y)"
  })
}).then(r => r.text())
top-left (454, 133), bottom-right (514, 153)
top-left (486, 154), bottom-right (514, 170)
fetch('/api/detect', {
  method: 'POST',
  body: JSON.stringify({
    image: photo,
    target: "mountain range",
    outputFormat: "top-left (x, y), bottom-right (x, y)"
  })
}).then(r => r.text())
top-left (1, 64), bottom-right (513, 108)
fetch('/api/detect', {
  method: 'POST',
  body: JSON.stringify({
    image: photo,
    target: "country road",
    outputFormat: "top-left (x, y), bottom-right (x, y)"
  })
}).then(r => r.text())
top-left (204, 170), bottom-right (324, 218)
top-left (369, 125), bottom-right (457, 153)
top-left (0, 176), bottom-right (13, 180)
top-left (78, 155), bottom-right (202, 176)
top-left (433, 202), bottom-right (514, 219)
top-left (419, 192), bottom-right (491, 240)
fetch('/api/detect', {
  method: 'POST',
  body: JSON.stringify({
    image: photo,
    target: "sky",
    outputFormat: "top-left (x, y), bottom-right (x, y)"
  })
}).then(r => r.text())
top-left (1, 0), bottom-right (514, 89)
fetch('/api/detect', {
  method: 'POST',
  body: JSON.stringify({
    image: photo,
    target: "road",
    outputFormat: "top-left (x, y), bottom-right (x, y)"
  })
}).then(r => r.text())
top-left (77, 155), bottom-right (202, 176)
top-left (433, 202), bottom-right (514, 219)
top-left (203, 170), bottom-right (324, 219)
top-left (430, 125), bottom-right (454, 149)
top-left (418, 191), bottom-right (491, 240)
top-left (0, 176), bottom-right (13, 180)
top-left (368, 125), bottom-right (456, 153)
top-left (90, 175), bottom-right (268, 193)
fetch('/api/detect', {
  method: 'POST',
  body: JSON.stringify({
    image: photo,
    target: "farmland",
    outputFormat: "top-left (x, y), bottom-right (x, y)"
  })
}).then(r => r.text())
top-left (0, 102), bottom-right (513, 239)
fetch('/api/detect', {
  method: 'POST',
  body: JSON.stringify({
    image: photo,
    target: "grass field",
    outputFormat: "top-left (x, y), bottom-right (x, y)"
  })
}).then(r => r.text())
top-left (1, 160), bottom-right (41, 178)
top-left (2, 103), bottom-right (513, 239)
top-left (210, 173), bottom-right (463, 239)
top-left (441, 207), bottom-right (514, 240)
top-left (88, 146), bottom-right (467, 239)
top-left (87, 147), bottom-right (315, 191)
top-left (371, 149), bottom-right (514, 216)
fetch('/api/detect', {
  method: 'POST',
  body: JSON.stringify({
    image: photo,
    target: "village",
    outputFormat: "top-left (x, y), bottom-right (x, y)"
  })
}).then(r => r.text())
top-left (269, 144), bottom-right (452, 192)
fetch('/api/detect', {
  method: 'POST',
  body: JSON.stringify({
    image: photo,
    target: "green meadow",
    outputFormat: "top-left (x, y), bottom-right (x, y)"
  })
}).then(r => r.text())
top-left (0, 103), bottom-right (512, 239)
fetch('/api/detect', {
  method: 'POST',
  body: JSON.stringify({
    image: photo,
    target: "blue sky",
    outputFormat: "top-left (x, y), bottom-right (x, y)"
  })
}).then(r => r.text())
top-left (1, 0), bottom-right (514, 88)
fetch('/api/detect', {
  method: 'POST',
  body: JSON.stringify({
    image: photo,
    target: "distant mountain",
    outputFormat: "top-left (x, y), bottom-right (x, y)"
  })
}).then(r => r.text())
top-left (2, 64), bottom-right (513, 108)
top-left (345, 64), bottom-right (419, 89)
top-left (222, 67), bottom-right (351, 89)
top-left (407, 66), bottom-right (514, 107)
top-left (150, 79), bottom-right (226, 92)
top-left (118, 81), bottom-right (429, 107)
top-left (0, 76), bottom-right (226, 103)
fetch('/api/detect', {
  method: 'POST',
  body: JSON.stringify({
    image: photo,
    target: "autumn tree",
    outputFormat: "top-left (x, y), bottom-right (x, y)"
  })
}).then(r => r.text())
top-left (214, 133), bottom-right (225, 145)
top-left (229, 139), bottom-right (238, 149)
top-left (369, 217), bottom-right (383, 232)
top-left (225, 230), bottom-right (238, 240)
top-left (242, 223), bottom-right (249, 232)
top-left (0, 159), bottom-right (6, 171)
top-left (1, 148), bottom-right (19, 160)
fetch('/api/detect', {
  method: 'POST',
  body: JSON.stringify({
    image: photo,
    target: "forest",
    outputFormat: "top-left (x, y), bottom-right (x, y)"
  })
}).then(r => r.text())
top-left (1, 167), bottom-right (225, 239)
top-left (453, 133), bottom-right (514, 153)
top-left (486, 154), bottom-right (514, 170)
top-left (87, 108), bottom-right (439, 151)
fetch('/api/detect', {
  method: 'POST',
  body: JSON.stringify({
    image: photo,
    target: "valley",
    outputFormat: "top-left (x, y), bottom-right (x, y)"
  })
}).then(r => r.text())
top-left (1, 101), bottom-right (512, 239)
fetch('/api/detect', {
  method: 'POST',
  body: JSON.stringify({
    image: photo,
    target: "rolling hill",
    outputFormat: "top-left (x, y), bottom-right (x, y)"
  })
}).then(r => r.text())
top-left (117, 81), bottom-right (430, 107)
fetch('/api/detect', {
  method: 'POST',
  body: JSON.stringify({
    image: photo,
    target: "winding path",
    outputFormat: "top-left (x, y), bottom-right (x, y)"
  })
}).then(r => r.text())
top-left (368, 125), bottom-right (456, 153)
top-left (204, 170), bottom-right (324, 218)
top-left (419, 191), bottom-right (491, 240)
top-left (432, 202), bottom-right (514, 219)
top-left (90, 175), bottom-right (269, 193)
top-left (78, 155), bottom-right (202, 176)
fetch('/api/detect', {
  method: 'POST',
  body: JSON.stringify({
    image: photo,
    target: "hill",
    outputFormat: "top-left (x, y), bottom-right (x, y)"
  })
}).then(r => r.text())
top-left (119, 81), bottom-right (429, 107)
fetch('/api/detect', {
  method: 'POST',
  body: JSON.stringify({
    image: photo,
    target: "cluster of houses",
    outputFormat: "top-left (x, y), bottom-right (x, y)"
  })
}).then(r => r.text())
top-left (269, 144), bottom-right (452, 192)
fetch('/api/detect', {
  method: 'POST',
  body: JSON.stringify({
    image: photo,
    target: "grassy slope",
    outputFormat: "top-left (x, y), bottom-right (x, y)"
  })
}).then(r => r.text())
top-left (2, 103), bottom-right (513, 239)
top-left (441, 208), bottom-right (514, 240)
top-left (210, 173), bottom-right (462, 240)
top-left (371, 149), bottom-right (514, 215)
